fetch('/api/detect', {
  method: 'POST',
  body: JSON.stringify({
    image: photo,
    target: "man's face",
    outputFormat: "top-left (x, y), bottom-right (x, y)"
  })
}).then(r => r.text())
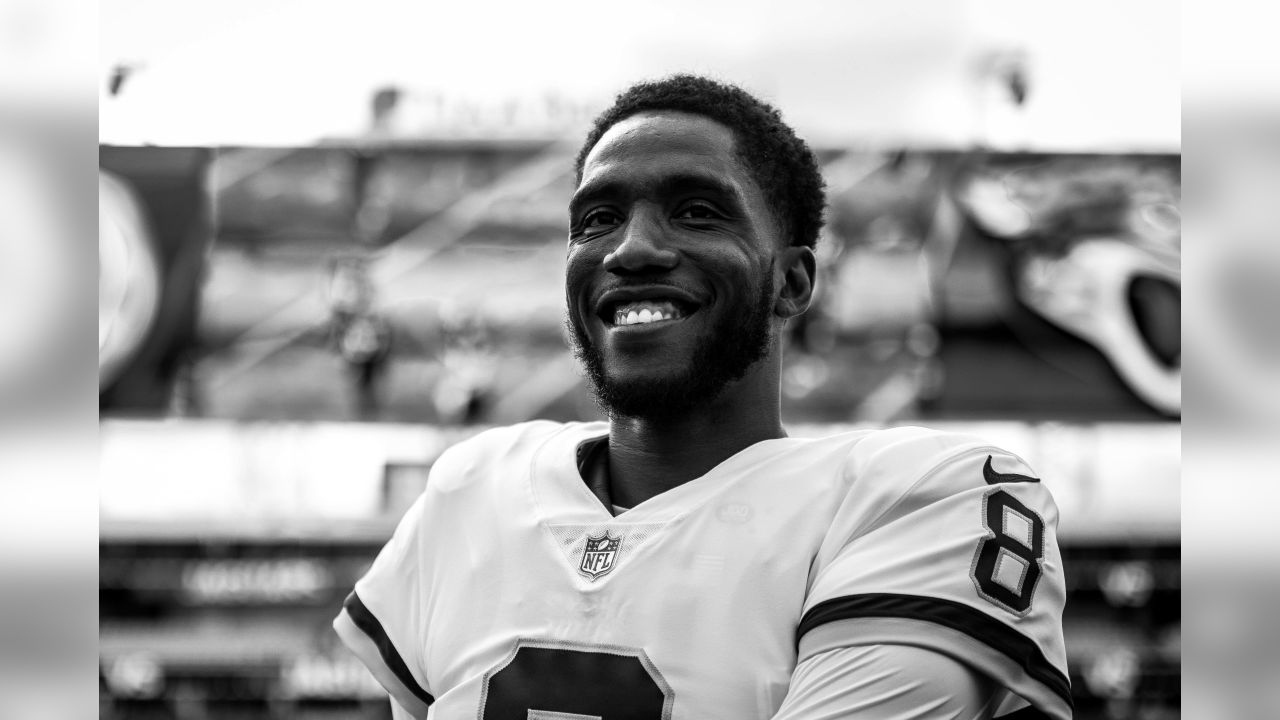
top-left (565, 111), bottom-right (783, 418)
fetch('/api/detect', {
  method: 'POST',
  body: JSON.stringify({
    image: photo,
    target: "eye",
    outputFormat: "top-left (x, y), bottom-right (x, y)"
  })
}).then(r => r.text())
top-left (675, 202), bottom-right (723, 221)
top-left (582, 208), bottom-right (622, 229)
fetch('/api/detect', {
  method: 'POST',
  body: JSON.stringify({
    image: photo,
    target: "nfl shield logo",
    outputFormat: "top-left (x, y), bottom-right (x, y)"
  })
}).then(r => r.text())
top-left (578, 532), bottom-right (622, 580)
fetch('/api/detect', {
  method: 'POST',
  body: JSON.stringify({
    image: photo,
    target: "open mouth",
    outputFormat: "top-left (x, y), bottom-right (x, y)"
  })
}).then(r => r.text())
top-left (598, 298), bottom-right (700, 328)
top-left (611, 300), bottom-right (686, 327)
top-left (593, 286), bottom-right (705, 330)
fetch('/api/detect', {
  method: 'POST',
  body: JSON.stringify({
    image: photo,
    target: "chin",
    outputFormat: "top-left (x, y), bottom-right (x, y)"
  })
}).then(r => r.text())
top-left (600, 348), bottom-right (693, 376)
top-left (594, 370), bottom-right (709, 419)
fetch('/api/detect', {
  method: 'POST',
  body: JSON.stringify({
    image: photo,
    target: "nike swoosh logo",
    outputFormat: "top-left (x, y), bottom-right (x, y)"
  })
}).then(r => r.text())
top-left (983, 455), bottom-right (1040, 484)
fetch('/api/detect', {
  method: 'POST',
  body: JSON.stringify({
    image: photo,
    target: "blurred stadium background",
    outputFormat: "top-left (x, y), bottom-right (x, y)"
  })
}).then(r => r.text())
top-left (99, 2), bottom-right (1179, 719)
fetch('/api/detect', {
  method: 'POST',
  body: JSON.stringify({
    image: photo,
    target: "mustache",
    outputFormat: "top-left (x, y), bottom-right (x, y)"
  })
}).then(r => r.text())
top-left (576, 275), bottom-right (703, 307)
top-left (563, 255), bottom-right (699, 307)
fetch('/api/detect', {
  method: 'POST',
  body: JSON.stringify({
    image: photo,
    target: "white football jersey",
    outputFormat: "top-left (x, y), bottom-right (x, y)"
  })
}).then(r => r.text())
top-left (334, 421), bottom-right (1072, 720)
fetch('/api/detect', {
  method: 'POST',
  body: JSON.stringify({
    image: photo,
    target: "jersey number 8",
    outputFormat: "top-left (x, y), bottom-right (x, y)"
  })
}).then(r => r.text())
top-left (972, 489), bottom-right (1045, 615)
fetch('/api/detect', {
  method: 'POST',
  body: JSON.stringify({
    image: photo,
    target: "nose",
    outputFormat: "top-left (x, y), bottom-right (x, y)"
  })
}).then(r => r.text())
top-left (603, 207), bottom-right (679, 275)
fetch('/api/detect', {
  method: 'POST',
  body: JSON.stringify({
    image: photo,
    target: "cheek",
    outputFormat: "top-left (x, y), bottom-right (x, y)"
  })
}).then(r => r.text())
top-left (564, 247), bottom-right (606, 323)
top-left (694, 249), bottom-right (769, 298)
top-left (564, 248), bottom-right (593, 296)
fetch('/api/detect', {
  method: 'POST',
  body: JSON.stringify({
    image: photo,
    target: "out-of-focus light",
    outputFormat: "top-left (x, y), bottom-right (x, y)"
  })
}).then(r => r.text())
top-left (1099, 561), bottom-right (1155, 608)
top-left (1085, 648), bottom-right (1141, 700)
top-left (103, 655), bottom-right (164, 700)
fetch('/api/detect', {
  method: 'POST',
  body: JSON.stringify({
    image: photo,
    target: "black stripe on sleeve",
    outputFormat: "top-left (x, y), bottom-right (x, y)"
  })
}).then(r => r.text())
top-left (343, 591), bottom-right (435, 707)
top-left (998, 706), bottom-right (1055, 720)
top-left (796, 593), bottom-right (1072, 709)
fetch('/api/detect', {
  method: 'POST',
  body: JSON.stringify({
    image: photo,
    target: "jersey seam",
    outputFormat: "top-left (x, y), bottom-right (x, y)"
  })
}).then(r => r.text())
top-left (855, 443), bottom-right (1033, 538)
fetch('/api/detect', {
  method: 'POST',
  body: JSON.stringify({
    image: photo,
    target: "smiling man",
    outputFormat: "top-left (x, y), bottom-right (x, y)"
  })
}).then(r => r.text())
top-left (334, 76), bottom-right (1072, 720)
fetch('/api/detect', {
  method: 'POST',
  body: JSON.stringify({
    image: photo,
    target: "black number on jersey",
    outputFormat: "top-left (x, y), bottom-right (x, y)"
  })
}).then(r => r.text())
top-left (481, 642), bottom-right (673, 720)
top-left (972, 489), bottom-right (1045, 615)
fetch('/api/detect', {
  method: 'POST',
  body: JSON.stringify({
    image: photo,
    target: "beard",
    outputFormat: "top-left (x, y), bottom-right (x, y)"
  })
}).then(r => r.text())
top-left (566, 275), bottom-right (775, 420)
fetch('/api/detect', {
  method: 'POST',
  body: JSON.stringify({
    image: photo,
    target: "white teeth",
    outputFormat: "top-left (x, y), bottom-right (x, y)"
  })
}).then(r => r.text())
top-left (610, 299), bottom-right (686, 326)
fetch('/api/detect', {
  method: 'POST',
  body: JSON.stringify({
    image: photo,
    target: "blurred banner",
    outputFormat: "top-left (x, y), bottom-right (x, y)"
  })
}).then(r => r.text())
top-left (99, 146), bottom-right (213, 413)
top-left (99, 145), bottom-right (1180, 425)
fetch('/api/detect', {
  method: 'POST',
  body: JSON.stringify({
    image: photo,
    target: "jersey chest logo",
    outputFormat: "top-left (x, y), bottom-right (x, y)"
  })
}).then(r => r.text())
top-left (578, 532), bottom-right (622, 580)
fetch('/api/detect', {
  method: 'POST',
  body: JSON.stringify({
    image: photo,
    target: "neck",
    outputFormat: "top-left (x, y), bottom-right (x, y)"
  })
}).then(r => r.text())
top-left (605, 361), bottom-right (785, 508)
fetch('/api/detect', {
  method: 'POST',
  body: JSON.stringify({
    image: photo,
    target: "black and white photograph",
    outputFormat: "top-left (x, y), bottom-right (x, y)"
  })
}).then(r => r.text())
top-left (98, 2), bottom-right (1182, 719)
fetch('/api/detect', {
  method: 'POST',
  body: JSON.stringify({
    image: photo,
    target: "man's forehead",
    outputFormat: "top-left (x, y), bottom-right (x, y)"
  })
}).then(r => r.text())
top-left (580, 111), bottom-right (742, 181)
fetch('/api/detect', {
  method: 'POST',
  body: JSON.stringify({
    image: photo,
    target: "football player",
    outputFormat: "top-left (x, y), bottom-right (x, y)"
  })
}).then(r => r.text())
top-left (335, 75), bottom-right (1071, 720)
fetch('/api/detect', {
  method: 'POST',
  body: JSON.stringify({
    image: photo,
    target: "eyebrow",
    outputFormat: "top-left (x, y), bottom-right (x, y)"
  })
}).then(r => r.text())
top-left (569, 171), bottom-right (747, 219)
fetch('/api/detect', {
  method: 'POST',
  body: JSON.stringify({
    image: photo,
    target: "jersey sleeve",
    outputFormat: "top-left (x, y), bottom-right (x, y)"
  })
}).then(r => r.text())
top-left (772, 643), bottom-right (1000, 720)
top-left (333, 492), bottom-right (435, 719)
top-left (799, 428), bottom-right (1073, 720)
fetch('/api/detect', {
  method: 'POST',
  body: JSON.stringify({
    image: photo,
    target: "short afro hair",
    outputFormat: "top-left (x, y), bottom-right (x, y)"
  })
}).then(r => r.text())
top-left (574, 74), bottom-right (826, 249)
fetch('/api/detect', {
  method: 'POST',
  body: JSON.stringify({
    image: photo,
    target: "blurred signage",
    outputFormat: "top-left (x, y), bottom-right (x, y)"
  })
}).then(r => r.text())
top-left (180, 559), bottom-right (332, 605)
top-left (99, 420), bottom-right (475, 528)
top-left (280, 654), bottom-right (385, 700)
top-left (370, 89), bottom-right (598, 140)
top-left (101, 419), bottom-right (1178, 542)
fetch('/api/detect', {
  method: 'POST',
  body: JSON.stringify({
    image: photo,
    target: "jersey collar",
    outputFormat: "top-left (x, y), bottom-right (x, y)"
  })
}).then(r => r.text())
top-left (530, 421), bottom-right (800, 525)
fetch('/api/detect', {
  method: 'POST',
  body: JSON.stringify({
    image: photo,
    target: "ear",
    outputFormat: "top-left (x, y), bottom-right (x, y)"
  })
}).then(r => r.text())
top-left (774, 245), bottom-right (816, 319)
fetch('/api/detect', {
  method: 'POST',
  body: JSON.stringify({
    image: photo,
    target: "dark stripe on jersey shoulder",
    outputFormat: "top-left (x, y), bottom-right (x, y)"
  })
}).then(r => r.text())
top-left (998, 706), bottom-right (1057, 720)
top-left (343, 591), bottom-right (435, 707)
top-left (796, 593), bottom-right (1072, 708)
